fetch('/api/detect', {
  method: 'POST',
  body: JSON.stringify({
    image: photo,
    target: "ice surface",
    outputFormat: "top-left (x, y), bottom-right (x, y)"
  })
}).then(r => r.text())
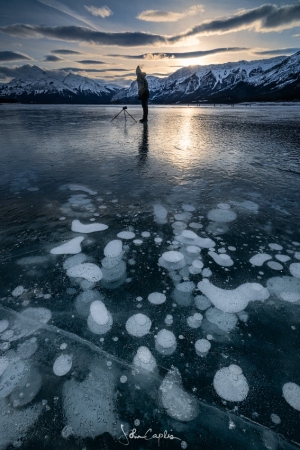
top-left (67, 263), bottom-right (103, 282)
top-left (198, 279), bottom-right (269, 313)
top-left (213, 365), bottom-right (249, 402)
top-left (50, 236), bottom-right (84, 254)
top-left (71, 219), bottom-right (108, 233)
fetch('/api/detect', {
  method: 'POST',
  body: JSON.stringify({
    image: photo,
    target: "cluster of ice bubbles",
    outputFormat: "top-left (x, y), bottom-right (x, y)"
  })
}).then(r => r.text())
top-left (2, 187), bottom-right (300, 447)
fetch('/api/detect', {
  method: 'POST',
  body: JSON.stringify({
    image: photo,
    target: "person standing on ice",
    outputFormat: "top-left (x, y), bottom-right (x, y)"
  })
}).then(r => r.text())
top-left (136, 66), bottom-right (149, 123)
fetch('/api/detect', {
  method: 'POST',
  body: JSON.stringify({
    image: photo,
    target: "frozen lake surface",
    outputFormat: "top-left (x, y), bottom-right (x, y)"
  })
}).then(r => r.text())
top-left (0, 104), bottom-right (300, 450)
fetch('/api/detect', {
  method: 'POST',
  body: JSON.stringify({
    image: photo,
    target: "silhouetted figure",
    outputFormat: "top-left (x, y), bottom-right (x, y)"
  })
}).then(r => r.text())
top-left (138, 121), bottom-right (149, 166)
top-left (136, 66), bottom-right (149, 123)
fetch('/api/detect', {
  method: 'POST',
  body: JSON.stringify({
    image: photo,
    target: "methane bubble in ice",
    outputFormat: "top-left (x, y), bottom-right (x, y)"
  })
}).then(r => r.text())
top-left (159, 367), bottom-right (199, 421)
top-left (195, 295), bottom-right (212, 311)
top-left (141, 231), bottom-right (150, 238)
top-left (198, 279), bottom-right (269, 313)
top-left (249, 253), bottom-right (272, 266)
top-left (271, 413), bottom-right (281, 424)
top-left (133, 346), bottom-right (157, 373)
top-left (177, 230), bottom-right (215, 248)
top-left (53, 354), bottom-right (73, 376)
top-left (67, 263), bottom-right (102, 282)
top-left (117, 231), bottom-right (135, 239)
top-left (17, 338), bottom-right (38, 358)
top-left (275, 254), bottom-right (290, 263)
top-left (186, 245), bottom-right (201, 257)
top-left (159, 251), bottom-right (186, 270)
top-left (267, 276), bottom-right (300, 302)
top-left (71, 219), bottom-right (108, 233)
top-left (50, 236), bottom-right (84, 255)
top-left (173, 281), bottom-right (195, 306)
top-left (0, 357), bottom-right (28, 398)
top-left (63, 253), bottom-right (88, 270)
top-left (154, 204), bottom-right (168, 224)
top-left (232, 200), bottom-right (259, 212)
top-left (104, 239), bottom-right (122, 258)
top-left (187, 313), bottom-right (203, 328)
top-left (289, 263), bottom-right (300, 278)
top-left (68, 184), bottom-right (97, 195)
top-left (267, 261), bottom-right (283, 271)
top-left (155, 329), bottom-right (177, 355)
top-left (88, 300), bottom-right (113, 334)
top-left (0, 320), bottom-right (9, 333)
top-left (165, 314), bottom-right (173, 326)
top-left (182, 204), bottom-right (195, 212)
top-left (12, 286), bottom-right (25, 297)
top-left (282, 382), bottom-right (300, 411)
top-left (269, 243), bottom-right (283, 251)
top-left (63, 361), bottom-right (120, 438)
top-left (213, 365), bottom-right (249, 402)
top-left (126, 314), bottom-right (151, 337)
top-left (9, 367), bottom-right (42, 407)
top-left (195, 339), bottom-right (211, 356)
top-left (208, 251), bottom-right (233, 267)
top-left (206, 307), bottom-right (238, 333)
top-left (207, 208), bottom-right (237, 223)
top-left (148, 292), bottom-right (166, 305)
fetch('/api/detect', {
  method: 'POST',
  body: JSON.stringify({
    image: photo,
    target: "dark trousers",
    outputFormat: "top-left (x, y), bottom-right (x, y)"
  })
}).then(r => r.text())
top-left (141, 90), bottom-right (149, 120)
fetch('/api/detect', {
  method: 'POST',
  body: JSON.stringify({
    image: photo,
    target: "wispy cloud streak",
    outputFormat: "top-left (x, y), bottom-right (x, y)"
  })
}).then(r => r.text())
top-left (108, 47), bottom-right (248, 60)
top-left (0, 51), bottom-right (32, 62)
top-left (137, 5), bottom-right (204, 22)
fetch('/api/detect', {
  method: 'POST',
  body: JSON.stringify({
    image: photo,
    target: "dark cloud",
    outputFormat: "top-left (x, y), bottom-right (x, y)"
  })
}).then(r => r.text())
top-left (51, 49), bottom-right (81, 54)
top-left (76, 60), bottom-right (105, 64)
top-left (0, 24), bottom-right (167, 47)
top-left (0, 64), bottom-right (32, 78)
top-left (0, 51), bottom-right (32, 62)
top-left (254, 47), bottom-right (300, 55)
top-left (1, 4), bottom-right (299, 47)
top-left (59, 67), bottom-right (129, 72)
top-left (108, 47), bottom-right (248, 60)
top-left (44, 54), bottom-right (63, 61)
top-left (172, 3), bottom-right (300, 41)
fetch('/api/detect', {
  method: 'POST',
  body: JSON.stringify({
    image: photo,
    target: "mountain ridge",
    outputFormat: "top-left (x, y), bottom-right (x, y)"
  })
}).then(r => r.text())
top-left (1, 52), bottom-right (299, 104)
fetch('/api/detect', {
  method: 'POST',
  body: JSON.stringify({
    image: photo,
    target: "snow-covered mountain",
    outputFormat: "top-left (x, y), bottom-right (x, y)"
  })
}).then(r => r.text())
top-left (1, 52), bottom-right (299, 104)
top-left (112, 52), bottom-right (300, 104)
top-left (0, 65), bottom-right (121, 103)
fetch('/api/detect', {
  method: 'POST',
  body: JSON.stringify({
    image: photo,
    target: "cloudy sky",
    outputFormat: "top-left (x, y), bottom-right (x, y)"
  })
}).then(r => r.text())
top-left (0, 0), bottom-right (300, 84)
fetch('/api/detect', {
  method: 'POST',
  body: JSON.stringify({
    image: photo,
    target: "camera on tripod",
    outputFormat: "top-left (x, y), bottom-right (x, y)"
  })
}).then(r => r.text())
top-left (110, 105), bottom-right (136, 123)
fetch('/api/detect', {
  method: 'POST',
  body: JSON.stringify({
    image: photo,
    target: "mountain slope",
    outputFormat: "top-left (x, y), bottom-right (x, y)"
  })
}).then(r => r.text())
top-left (0, 65), bottom-right (121, 104)
top-left (112, 52), bottom-right (300, 104)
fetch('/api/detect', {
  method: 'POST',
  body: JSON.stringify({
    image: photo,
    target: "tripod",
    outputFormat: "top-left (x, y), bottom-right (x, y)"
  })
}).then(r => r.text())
top-left (110, 106), bottom-right (137, 123)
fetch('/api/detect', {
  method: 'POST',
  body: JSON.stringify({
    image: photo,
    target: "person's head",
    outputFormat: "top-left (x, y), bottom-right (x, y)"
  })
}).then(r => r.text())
top-left (136, 65), bottom-right (146, 77)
